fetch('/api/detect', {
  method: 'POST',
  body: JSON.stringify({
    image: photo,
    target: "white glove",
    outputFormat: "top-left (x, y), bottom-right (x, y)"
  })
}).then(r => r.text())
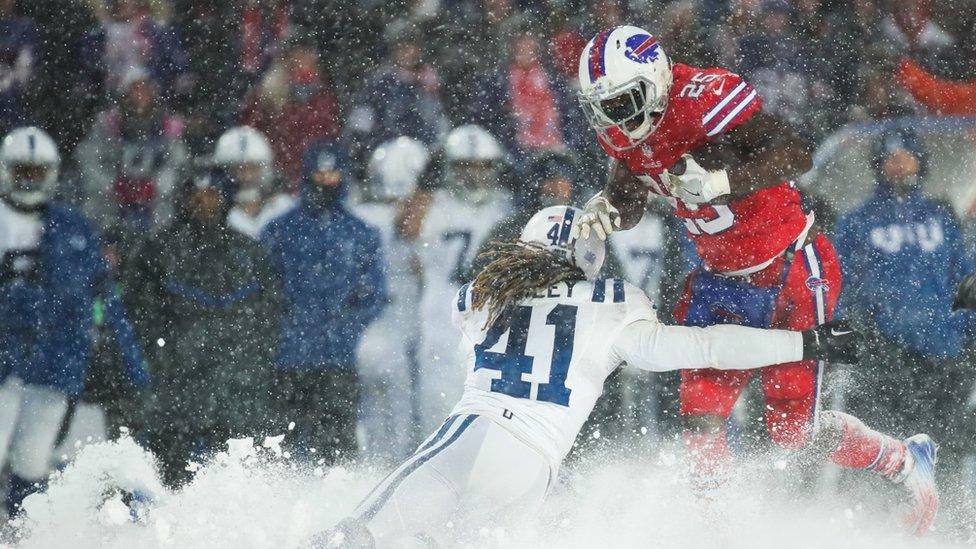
top-left (571, 193), bottom-right (621, 241)
top-left (666, 154), bottom-right (731, 205)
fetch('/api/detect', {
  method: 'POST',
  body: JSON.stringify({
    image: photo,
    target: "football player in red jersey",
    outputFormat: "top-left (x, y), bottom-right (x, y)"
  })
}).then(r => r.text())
top-left (571, 25), bottom-right (938, 534)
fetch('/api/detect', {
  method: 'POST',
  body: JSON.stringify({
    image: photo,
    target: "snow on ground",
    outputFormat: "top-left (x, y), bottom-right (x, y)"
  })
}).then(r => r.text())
top-left (5, 436), bottom-right (975, 549)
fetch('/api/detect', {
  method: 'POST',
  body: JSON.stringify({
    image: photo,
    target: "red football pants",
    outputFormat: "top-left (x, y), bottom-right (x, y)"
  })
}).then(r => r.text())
top-left (674, 234), bottom-right (841, 449)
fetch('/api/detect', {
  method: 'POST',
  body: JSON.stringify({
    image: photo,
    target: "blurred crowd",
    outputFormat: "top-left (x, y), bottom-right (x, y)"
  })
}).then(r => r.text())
top-left (0, 0), bottom-right (975, 516)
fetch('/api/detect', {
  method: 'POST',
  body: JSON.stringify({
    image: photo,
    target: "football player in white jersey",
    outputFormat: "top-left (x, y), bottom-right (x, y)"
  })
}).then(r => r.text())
top-left (309, 205), bottom-right (861, 549)
top-left (352, 137), bottom-right (430, 463)
top-left (412, 125), bottom-right (512, 433)
top-left (212, 126), bottom-right (295, 239)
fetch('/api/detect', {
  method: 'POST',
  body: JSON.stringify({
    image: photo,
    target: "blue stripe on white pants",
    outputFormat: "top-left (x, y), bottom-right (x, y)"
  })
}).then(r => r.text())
top-left (353, 414), bottom-right (461, 512)
top-left (356, 414), bottom-right (478, 521)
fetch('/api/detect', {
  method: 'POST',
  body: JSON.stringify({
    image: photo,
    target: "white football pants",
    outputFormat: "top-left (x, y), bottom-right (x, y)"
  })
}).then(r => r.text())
top-left (53, 401), bottom-right (108, 466)
top-left (354, 413), bottom-right (552, 547)
top-left (0, 376), bottom-right (69, 481)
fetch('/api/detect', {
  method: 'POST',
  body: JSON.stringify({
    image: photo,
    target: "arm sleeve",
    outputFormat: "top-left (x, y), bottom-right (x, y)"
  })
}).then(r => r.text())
top-left (830, 214), bottom-right (862, 317)
top-left (611, 319), bottom-right (803, 372)
top-left (103, 285), bottom-right (150, 388)
top-left (91, 227), bottom-right (149, 388)
top-left (897, 58), bottom-right (976, 116)
top-left (700, 71), bottom-right (763, 139)
top-left (353, 228), bottom-right (389, 329)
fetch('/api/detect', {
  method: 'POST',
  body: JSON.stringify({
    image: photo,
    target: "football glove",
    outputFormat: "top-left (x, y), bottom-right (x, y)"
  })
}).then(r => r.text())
top-left (802, 320), bottom-right (862, 363)
top-left (666, 154), bottom-right (731, 205)
top-left (571, 193), bottom-right (621, 241)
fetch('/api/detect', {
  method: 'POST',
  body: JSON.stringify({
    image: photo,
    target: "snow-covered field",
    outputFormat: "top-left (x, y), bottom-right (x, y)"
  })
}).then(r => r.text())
top-left (5, 436), bottom-right (975, 548)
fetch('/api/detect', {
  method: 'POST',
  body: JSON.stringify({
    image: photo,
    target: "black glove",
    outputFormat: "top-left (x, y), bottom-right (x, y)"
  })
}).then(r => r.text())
top-left (801, 320), bottom-right (862, 363)
top-left (952, 272), bottom-right (976, 311)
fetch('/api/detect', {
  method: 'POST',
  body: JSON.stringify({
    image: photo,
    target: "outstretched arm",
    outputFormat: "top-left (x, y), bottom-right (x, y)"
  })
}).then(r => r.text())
top-left (613, 320), bottom-right (802, 372)
top-left (612, 319), bottom-right (861, 372)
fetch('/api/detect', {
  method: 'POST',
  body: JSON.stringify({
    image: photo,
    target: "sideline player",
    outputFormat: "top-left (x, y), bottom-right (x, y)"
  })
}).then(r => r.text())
top-left (352, 137), bottom-right (429, 462)
top-left (404, 125), bottom-right (512, 434)
top-left (308, 205), bottom-right (861, 548)
top-left (212, 125), bottom-right (295, 239)
top-left (571, 25), bottom-right (937, 533)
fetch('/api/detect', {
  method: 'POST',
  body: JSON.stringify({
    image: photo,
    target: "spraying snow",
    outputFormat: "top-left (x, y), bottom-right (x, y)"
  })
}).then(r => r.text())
top-left (5, 436), bottom-right (974, 549)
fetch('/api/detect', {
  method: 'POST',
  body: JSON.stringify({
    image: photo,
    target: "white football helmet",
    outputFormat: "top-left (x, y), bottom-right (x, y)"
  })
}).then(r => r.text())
top-left (367, 136), bottom-right (430, 202)
top-left (443, 125), bottom-right (505, 203)
top-left (443, 124), bottom-right (504, 162)
top-left (212, 126), bottom-right (273, 203)
top-left (520, 205), bottom-right (606, 280)
top-left (0, 126), bottom-right (60, 208)
top-left (578, 26), bottom-right (672, 152)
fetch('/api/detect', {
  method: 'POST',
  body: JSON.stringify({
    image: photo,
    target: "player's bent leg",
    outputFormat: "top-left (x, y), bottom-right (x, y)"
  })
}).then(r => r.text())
top-left (761, 360), bottom-right (820, 450)
top-left (680, 369), bottom-right (752, 493)
top-left (813, 411), bottom-right (938, 535)
top-left (311, 413), bottom-right (549, 547)
top-left (52, 401), bottom-right (108, 466)
top-left (6, 382), bottom-right (69, 515)
top-left (0, 376), bottom-right (25, 474)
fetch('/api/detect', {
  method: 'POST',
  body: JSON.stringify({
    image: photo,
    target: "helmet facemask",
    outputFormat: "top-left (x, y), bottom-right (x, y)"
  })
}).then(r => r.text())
top-left (579, 76), bottom-right (668, 152)
top-left (3, 162), bottom-right (57, 208)
top-left (447, 159), bottom-right (500, 205)
top-left (225, 161), bottom-right (271, 205)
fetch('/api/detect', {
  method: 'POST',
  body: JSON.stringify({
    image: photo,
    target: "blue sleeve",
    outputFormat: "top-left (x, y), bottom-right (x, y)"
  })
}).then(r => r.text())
top-left (102, 285), bottom-right (150, 388)
top-left (942, 210), bottom-right (976, 336)
top-left (945, 211), bottom-right (974, 286)
top-left (260, 223), bottom-right (284, 279)
top-left (831, 213), bottom-right (864, 317)
top-left (87, 222), bottom-right (149, 389)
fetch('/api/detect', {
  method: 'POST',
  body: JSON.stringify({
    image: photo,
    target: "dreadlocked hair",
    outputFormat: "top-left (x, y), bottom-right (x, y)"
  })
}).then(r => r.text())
top-left (471, 240), bottom-right (586, 329)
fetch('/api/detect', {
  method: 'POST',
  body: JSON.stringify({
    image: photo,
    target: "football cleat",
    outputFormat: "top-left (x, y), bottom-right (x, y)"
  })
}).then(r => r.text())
top-left (895, 434), bottom-right (939, 536)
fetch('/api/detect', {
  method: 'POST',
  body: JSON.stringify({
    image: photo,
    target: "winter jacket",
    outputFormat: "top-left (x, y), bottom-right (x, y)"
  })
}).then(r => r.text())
top-left (261, 140), bottom-right (387, 370)
top-left (834, 185), bottom-right (975, 358)
top-left (0, 15), bottom-right (37, 136)
top-left (897, 57), bottom-right (976, 116)
top-left (75, 108), bottom-right (188, 231)
top-left (0, 201), bottom-right (146, 395)
top-left (352, 65), bottom-right (448, 151)
top-left (123, 220), bottom-right (280, 432)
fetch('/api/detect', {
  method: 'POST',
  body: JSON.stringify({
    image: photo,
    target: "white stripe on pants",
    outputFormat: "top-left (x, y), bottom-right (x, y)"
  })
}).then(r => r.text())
top-left (0, 376), bottom-right (70, 481)
top-left (354, 414), bottom-right (552, 547)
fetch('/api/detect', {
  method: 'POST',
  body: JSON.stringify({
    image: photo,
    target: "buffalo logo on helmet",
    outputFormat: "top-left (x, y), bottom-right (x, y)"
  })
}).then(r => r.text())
top-left (806, 276), bottom-right (830, 293)
top-left (624, 34), bottom-right (660, 64)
